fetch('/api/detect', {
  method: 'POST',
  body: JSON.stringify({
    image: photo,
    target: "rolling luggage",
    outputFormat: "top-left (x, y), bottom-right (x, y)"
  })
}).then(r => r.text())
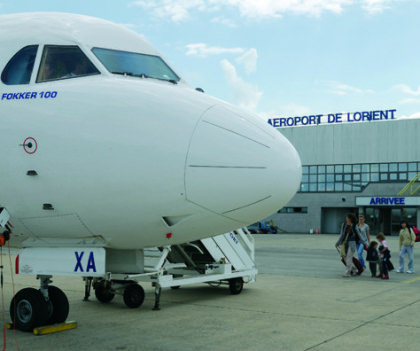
top-left (341, 256), bottom-right (364, 275)
top-left (336, 247), bottom-right (364, 275)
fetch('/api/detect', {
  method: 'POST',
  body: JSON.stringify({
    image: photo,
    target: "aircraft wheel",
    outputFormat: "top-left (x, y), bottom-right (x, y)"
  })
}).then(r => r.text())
top-left (10, 288), bottom-right (49, 332)
top-left (170, 286), bottom-right (181, 290)
top-left (123, 283), bottom-right (145, 308)
top-left (47, 286), bottom-right (69, 324)
top-left (95, 281), bottom-right (115, 303)
top-left (228, 278), bottom-right (243, 295)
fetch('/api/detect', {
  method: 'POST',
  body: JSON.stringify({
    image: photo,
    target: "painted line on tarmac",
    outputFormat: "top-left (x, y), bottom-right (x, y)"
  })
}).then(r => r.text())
top-left (403, 276), bottom-right (420, 284)
top-left (304, 297), bottom-right (420, 351)
top-left (336, 285), bottom-right (400, 303)
top-left (337, 276), bottom-right (420, 303)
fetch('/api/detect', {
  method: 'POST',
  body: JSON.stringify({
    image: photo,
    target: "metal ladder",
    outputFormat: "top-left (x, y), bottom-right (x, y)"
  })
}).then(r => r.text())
top-left (144, 227), bottom-right (257, 283)
top-left (398, 172), bottom-right (420, 196)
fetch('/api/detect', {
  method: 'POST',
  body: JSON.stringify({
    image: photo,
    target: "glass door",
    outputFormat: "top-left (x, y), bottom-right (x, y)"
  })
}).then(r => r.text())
top-left (391, 208), bottom-right (402, 235)
top-left (364, 207), bottom-right (391, 236)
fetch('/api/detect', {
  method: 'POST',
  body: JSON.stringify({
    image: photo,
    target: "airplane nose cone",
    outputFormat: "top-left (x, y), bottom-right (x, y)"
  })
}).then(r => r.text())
top-left (185, 104), bottom-right (301, 223)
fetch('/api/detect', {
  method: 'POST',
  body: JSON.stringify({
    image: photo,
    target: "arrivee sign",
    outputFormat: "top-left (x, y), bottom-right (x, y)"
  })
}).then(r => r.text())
top-left (356, 197), bottom-right (420, 206)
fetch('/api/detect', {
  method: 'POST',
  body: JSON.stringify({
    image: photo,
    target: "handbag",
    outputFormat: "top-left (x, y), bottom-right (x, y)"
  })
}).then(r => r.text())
top-left (339, 225), bottom-right (350, 258)
top-left (339, 244), bottom-right (346, 257)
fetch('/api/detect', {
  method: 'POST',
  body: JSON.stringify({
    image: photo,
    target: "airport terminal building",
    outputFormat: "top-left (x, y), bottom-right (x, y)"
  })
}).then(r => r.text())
top-left (267, 117), bottom-right (420, 235)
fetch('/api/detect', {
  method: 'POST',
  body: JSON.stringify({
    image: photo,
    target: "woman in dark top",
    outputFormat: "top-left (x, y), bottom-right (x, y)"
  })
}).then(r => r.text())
top-left (336, 213), bottom-right (368, 277)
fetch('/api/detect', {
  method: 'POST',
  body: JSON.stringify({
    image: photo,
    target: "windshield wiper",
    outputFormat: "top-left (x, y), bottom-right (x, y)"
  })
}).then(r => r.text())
top-left (112, 71), bottom-right (134, 76)
top-left (152, 76), bottom-right (178, 85)
top-left (112, 71), bottom-right (178, 84)
top-left (134, 73), bottom-right (178, 84)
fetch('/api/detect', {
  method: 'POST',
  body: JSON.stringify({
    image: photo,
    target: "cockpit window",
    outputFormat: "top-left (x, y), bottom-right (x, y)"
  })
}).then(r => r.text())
top-left (1, 45), bottom-right (38, 85)
top-left (37, 46), bottom-right (100, 83)
top-left (92, 47), bottom-right (180, 83)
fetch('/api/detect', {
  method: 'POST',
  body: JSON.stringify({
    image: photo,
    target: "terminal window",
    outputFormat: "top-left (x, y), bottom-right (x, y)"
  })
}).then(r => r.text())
top-left (300, 162), bottom-right (420, 193)
top-left (278, 207), bottom-right (308, 214)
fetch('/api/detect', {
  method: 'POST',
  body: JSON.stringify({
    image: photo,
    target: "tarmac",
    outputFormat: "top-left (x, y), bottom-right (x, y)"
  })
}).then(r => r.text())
top-left (0, 234), bottom-right (419, 351)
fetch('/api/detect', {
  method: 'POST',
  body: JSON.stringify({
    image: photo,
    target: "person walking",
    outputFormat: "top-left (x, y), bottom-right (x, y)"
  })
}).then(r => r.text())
top-left (396, 221), bottom-right (416, 274)
top-left (366, 241), bottom-right (379, 277)
top-left (336, 213), bottom-right (368, 278)
top-left (376, 232), bottom-right (393, 279)
top-left (357, 214), bottom-right (370, 269)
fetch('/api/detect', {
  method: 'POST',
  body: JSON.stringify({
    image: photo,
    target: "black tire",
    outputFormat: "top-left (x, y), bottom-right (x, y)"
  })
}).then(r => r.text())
top-left (95, 281), bottom-right (115, 303)
top-left (171, 274), bottom-right (182, 289)
top-left (47, 286), bottom-right (69, 324)
top-left (229, 278), bottom-right (244, 295)
top-left (123, 284), bottom-right (145, 308)
top-left (10, 288), bottom-right (49, 332)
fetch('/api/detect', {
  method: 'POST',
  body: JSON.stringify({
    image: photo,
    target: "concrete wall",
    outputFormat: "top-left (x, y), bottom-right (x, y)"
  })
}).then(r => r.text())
top-left (279, 119), bottom-right (420, 165)
top-left (274, 182), bottom-right (408, 234)
top-left (269, 119), bottom-right (420, 234)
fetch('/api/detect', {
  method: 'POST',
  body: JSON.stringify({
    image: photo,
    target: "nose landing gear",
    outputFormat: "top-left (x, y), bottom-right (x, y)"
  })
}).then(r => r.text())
top-left (10, 288), bottom-right (48, 332)
top-left (10, 276), bottom-right (69, 332)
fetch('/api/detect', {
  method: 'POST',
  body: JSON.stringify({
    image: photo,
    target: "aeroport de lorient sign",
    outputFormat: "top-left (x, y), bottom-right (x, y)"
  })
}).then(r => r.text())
top-left (268, 109), bottom-right (397, 128)
top-left (356, 196), bottom-right (420, 207)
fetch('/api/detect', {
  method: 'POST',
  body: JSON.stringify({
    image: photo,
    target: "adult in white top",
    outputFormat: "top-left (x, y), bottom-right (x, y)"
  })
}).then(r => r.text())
top-left (357, 215), bottom-right (370, 269)
top-left (396, 221), bottom-right (416, 274)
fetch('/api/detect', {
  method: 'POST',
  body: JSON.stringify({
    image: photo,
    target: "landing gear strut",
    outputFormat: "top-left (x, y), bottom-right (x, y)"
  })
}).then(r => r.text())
top-left (10, 275), bottom-right (69, 332)
top-left (83, 277), bottom-right (93, 301)
top-left (153, 286), bottom-right (161, 311)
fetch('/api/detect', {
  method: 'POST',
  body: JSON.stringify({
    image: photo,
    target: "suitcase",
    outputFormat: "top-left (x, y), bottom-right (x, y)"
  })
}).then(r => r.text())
top-left (336, 247), bottom-right (364, 275)
top-left (341, 257), bottom-right (364, 275)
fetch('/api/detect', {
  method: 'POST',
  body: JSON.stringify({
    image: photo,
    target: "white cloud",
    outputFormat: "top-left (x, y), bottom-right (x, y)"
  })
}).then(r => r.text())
top-left (361, 0), bottom-right (401, 14)
top-left (332, 83), bottom-right (363, 95)
top-left (325, 81), bottom-right (373, 95)
top-left (398, 98), bottom-right (420, 105)
top-left (210, 16), bottom-right (237, 27)
top-left (130, 0), bottom-right (402, 22)
top-left (394, 83), bottom-right (420, 96)
top-left (221, 59), bottom-right (263, 111)
top-left (185, 43), bottom-right (244, 57)
top-left (236, 48), bottom-right (258, 74)
top-left (279, 103), bottom-right (312, 116)
top-left (225, 0), bottom-right (352, 19)
top-left (130, 0), bottom-right (208, 22)
top-left (397, 112), bottom-right (420, 119)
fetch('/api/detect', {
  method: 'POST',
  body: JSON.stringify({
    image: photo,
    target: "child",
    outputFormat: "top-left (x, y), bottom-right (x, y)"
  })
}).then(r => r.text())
top-left (366, 241), bottom-right (379, 277)
top-left (376, 232), bottom-right (393, 280)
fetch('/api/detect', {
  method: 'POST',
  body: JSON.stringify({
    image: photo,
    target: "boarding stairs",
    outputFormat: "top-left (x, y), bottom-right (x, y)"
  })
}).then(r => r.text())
top-left (142, 228), bottom-right (257, 288)
top-left (398, 172), bottom-right (420, 196)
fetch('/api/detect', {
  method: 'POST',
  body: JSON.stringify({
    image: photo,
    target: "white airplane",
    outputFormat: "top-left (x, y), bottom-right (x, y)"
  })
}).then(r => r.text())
top-left (0, 12), bottom-right (301, 331)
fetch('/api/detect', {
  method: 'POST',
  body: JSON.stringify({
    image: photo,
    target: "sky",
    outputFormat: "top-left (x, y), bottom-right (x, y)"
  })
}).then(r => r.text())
top-left (1, 0), bottom-right (420, 120)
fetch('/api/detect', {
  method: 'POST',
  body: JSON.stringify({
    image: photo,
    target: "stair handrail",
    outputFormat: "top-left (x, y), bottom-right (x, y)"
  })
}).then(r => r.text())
top-left (398, 172), bottom-right (420, 196)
